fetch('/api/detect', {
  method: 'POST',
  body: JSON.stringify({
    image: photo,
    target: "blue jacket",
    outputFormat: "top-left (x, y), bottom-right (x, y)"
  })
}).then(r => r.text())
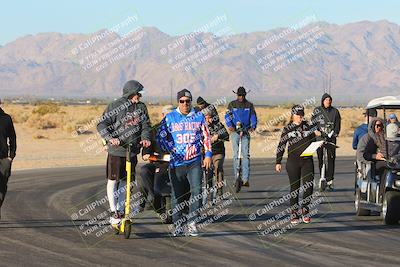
top-left (157, 108), bottom-right (212, 168)
top-left (352, 123), bottom-right (368, 150)
top-left (224, 99), bottom-right (257, 131)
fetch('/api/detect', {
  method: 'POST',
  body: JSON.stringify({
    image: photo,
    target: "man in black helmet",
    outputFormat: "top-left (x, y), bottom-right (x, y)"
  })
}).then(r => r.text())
top-left (311, 93), bottom-right (341, 191)
top-left (97, 80), bottom-right (152, 225)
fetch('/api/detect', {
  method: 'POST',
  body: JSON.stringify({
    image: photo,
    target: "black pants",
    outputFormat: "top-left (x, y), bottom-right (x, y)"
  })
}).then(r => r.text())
top-left (286, 157), bottom-right (314, 212)
top-left (317, 144), bottom-right (336, 182)
top-left (106, 154), bottom-right (137, 181)
top-left (138, 162), bottom-right (170, 206)
top-left (0, 158), bottom-right (12, 209)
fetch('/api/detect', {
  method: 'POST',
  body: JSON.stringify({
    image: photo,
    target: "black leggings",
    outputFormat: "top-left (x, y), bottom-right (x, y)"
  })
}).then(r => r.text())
top-left (286, 157), bottom-right (314, 212)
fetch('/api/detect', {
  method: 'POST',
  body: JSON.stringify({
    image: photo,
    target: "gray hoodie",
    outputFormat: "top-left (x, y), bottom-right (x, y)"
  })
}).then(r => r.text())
top-left (97, 80), bottom-right (151, 157)
top-left (357, 117), bottom-right (385, 162)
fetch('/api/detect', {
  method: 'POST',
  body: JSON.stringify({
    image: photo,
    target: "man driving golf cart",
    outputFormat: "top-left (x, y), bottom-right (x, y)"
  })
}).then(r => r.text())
top-left (138, 105), bottom-right (176, 223)
top-left (355, 96), bottom-right (400, 224)
top-left (357, 117), bottom-right (387, 181)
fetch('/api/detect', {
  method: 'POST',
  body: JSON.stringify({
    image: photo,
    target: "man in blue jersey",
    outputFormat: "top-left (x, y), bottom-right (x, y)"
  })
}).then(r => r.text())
top-left (225, 86), bottom-right (257, 190)
top-left (157, 89), bottom-right (212, 237)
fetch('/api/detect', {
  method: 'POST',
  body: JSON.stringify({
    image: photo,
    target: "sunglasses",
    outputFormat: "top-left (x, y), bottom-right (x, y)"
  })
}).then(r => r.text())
top-left (179, 99), bottom-right (191, 104)
top-left (375, 124), bottom-right (383, 128)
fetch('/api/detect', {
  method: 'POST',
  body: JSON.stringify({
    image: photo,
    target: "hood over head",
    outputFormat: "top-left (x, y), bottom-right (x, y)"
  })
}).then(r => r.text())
top-left (122, 80), bottom-right (144, 98)
top-left (321, 93), bottom-right (332, 108)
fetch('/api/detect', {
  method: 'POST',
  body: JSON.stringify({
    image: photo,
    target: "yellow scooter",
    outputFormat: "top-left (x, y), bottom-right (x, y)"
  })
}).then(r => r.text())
top-left (112, 143), bottom-right (133, 239)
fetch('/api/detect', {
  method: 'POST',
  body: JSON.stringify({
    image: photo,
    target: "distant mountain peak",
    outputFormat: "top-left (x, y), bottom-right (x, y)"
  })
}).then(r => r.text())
top-left (0, 20), bottom-right (399, 105)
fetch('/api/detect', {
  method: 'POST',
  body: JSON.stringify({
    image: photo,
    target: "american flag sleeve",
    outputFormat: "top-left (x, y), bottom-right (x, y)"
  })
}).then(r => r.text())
top-left (201, 119), bottom-right (213, 158)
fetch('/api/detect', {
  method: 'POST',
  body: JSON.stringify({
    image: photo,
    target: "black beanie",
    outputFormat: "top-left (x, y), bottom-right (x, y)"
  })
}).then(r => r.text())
top-left (291, 105), bottom-right (305, 116)
top-left (197, 96), bottom-right (207, 105)
top-left (177, 89), bottom-right (192, 101)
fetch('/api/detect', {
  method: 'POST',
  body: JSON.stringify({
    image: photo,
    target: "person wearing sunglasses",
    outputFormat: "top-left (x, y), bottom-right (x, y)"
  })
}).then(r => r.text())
top-left (97, 80), bottom-right (152, 226)
top-left (224, 86), bottom-right (257, 189)
top-left (276, 105), bottom-right (321, 224)
top-left (357, 118), bottom-right (387, 188)
top-left (157, 89), bottom-right (212, 237)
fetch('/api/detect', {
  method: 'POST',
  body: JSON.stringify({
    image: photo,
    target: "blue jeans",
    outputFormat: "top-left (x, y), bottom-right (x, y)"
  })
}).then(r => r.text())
top-left (231, 132), bottom-right (250, 182)
top-left (169, 161), bottom-right (202, 225)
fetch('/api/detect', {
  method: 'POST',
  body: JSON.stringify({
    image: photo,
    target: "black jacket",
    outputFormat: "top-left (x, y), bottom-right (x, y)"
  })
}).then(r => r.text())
top-left (0, 108), bottom-right (16, 159)
top-left (142, 122), bottom-right (166, 157)
top-left (207, 120), bottom-right (229, 155)
top-left (311, 93), bottom-right (341, 142)
top-left (276, 121), bottom-right (317, 164)
top-left (97, 82), bottom-right (151, 157)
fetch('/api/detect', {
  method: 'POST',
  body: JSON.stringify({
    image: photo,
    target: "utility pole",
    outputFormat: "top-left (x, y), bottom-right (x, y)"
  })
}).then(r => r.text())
top-left (170, 79), bottom-right (174, 105)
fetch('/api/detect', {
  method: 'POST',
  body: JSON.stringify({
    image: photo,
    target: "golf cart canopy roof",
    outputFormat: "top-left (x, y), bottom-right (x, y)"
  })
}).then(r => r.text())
top-left (366, 96), bottom-right (400, 109)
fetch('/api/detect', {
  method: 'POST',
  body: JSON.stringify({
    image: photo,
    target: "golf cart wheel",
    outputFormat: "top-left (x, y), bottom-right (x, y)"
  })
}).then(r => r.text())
top-left (354, 162), bottom-right (358, 195)
top-left (123, 221), bottom-right (132, 239)
top-left (382, 191), bottom-right (400, 225)
top-left (355, 190), bottom-right (370, 216)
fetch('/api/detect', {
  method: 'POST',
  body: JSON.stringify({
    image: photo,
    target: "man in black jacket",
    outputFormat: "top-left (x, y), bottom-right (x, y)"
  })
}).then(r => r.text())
top-left (137, 105), bottom-right (178, 223)
top-left (0, 99), bottom-right (17, 219)
top-left (195, 96), bottom-right (219, 123)
top-left (97, 80), bottom-right (151, 225)
top-left (311, 93), bottom-right (341, 190)
top-left (204, 108), bottom-right (229, 197)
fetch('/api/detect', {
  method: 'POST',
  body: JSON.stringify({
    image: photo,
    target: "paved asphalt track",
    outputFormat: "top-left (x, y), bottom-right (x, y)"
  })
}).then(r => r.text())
top-left (0, 157), bottom-right (399, 267)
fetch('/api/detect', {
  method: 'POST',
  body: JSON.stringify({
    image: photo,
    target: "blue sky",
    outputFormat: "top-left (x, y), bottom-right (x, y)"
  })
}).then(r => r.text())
top-left (0, 0), bottom-right (398, 45)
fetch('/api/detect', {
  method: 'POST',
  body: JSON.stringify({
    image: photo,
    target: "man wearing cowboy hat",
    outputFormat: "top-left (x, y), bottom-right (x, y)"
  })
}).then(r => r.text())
top-left (224, 86), bottom-right (257, 189)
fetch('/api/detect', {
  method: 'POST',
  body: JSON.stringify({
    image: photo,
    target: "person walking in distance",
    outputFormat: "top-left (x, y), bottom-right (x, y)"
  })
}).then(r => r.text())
top-left (0, 99), bottom-right (17, 219)
top-left (311, 93), bottom-right (341, 190)
top-left (224, 86), bottom-right (257, 190)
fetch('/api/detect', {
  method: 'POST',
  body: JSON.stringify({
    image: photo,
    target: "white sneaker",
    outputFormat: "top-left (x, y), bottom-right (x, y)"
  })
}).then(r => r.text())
top-left (109, 212), bottom-right (121, 225)
top-left (172, 225), bottom-right (184, 237)
top-left (327, 180), bottom-right (334, 190)
top-left (185, 221), bottom-right (199, 237)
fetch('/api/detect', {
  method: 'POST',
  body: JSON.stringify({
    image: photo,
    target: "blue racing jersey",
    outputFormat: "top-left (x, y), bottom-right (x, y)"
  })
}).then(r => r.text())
top-left (157, 108), bottom-right (212, 168)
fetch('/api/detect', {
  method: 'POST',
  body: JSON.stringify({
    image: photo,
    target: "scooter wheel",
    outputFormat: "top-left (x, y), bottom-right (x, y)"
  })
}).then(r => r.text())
top-left (124, 221), bottom-right (132, 239)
